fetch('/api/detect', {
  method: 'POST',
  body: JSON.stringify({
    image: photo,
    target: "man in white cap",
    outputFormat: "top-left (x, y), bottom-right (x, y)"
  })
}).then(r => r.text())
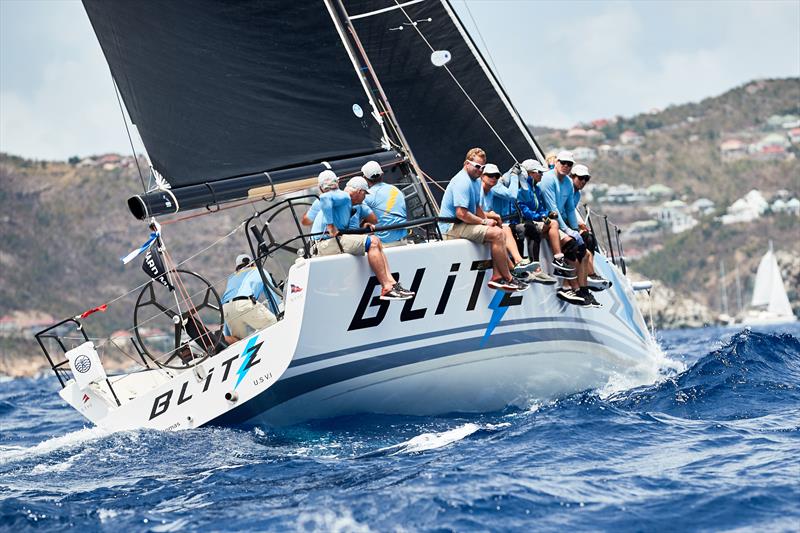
top-left (513, 159), bottom-right (559, 285)
top-left (361, 160), bottom-right (408, 246)
top-left (570, 164), bottom-right (611, 297)
top-left (540, 150), bottom-right (593, 306)
top-left (221, 254), bottom-right (280, 342)
top-left (439, 148), bottom-right (526, 293)
top-left (478, 164), bottom-right (536, 279)
top-left (310, 170), bottom-right (414, 301)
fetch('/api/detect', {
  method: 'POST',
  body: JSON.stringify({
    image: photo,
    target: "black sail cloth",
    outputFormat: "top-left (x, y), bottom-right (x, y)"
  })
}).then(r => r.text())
top-left (83, 0), bottom-right (385, 190)
top-left (343, 0), bottom-right (544, 199)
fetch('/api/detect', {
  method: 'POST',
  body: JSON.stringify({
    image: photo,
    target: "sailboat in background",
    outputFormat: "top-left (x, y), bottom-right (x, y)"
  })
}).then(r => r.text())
top-left (738, 242), bottom-right (796, 325)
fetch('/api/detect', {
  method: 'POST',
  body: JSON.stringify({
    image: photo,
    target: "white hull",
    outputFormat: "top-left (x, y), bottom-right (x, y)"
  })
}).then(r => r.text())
top-left (60, 240), bottom-right (661, 431)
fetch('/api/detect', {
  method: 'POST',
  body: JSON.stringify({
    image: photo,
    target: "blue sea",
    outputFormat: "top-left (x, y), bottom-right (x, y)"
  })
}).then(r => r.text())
top-left (1, 324), bottom-right (799, 532)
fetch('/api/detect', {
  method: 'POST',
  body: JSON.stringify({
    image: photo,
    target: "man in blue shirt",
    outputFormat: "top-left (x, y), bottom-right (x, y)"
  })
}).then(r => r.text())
top-left (439, 148), bottom-right (526, 293)
top-left (479, 164), bottom-right (536, 277)
top-left (361, 160), bottom-right (408, 246)
top-left (221, 254), bottom-right (280, 342)
top-left (311, 170), bottom-right (414, 301)
top-left (540, 150), bottom-right (595, 307)
top-left (570, 164), bottom-right (611, 292)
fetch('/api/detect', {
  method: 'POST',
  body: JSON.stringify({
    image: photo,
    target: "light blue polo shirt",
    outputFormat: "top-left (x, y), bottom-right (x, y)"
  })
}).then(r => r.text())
top-left (364, 182), bottom-right (407, 242)
top-left (439, 168), bottom-right (479, 233)
top-left (540, 169), bottom-right (578, 231)
top-left (221, 266), bottom-right (280, 315)
top-left (311, 190), bottom-right (351, 240)
top-left (491, 169), bottom-right (520, 220)
top-left (479, 184), bottom-right (494, 213)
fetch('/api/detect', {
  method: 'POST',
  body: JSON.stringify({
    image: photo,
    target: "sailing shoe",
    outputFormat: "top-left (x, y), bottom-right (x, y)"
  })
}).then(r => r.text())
top-left (488, 277), bottom-right (529, 292)
top-left (579, 287), bottom-right (603, 308)
top-left (380, 283), bottom-right (415, 301)
top-left (528, 269), bottom-right (557, 285)
top-left (556, 287), bottom-right (586, 305)
top-left (587, 273), bottom-right (612, 291)
top-left (552, 256), bottom-right (575, 272)
top-left (512, 259), bottom-right (539, 276)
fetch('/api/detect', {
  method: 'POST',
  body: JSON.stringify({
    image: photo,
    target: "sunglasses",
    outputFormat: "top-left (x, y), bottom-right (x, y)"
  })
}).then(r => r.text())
top-left (467, 160), bottom-right (485, 171)
top-left (578, 176), bottom-right (591, 182)
top-left (558, 160), bottom-right (574, 167)
top-left (484, 174), bottom-right (500, 179)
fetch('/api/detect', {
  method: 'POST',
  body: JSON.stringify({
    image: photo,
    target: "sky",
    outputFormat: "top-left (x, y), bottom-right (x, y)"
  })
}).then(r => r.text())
top-left (1, 0), bottom-right (798, 161)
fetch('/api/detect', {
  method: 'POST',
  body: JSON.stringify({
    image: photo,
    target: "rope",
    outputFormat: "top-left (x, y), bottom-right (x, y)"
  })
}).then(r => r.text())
top-left (110, 78), bottom-right (147, 195)
top-left (393, 0), bottom-right (518, 162)
top-left (461, 0), bottom-right (504, 88)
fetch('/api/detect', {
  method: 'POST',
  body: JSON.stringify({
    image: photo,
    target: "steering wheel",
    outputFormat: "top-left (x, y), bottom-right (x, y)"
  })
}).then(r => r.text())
top-left (133, 269), bottom-right (225, 369)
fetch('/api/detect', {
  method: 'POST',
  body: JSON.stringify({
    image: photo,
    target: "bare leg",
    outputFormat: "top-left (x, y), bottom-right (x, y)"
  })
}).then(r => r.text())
top-left (502, 225), bottom-right (524, 265)
top-left (548, 223), bottom-right (563, 255)
top-left (485, 227), bottom-right (512, 280)
top-left (366, 237), bottom-right (396, 292)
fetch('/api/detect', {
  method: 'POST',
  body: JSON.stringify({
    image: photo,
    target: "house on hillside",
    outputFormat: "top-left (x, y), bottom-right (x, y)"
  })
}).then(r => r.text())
top-left (720, 189), bottom-right (768, 225)
top-left (772, 197), bottom-right (800, 216)
top-left (656, 200), bottom-right (697, 234)
top-left (603, 184), bottom-right (649, 204)
top-left (646, 184), bottom-right (673, 200)
top-left (766, 114), bottom-right (799, 129)
top-left (691, 198), bottom-right (715, 216)
top-left (571, 146), bottom-right (597, 162)
top-left (788, 128), bottom-right (800, 144)
top-left (720, 139), bottom-right (748, 161)
top-left (566, 128), bottom-right (588, 138)
top-left (611, 144), bottom-right (637, 157)
top-left (619, 130), bottom-right (644, 145)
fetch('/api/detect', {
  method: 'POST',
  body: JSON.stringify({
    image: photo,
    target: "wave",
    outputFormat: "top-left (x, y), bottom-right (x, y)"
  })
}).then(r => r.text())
top-left (611, 330), bottom-right (800, 420)
top-left (0, 426), bottom-right (109, 466)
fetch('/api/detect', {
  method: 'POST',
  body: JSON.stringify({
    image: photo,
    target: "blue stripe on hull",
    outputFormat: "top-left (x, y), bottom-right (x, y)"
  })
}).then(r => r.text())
top-left (211, 321), bottom-right (644, 426)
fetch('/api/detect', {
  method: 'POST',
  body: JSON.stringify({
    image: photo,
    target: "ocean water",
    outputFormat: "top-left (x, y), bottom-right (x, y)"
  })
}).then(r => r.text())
top-left (1, 324), bottom-right (799, 532)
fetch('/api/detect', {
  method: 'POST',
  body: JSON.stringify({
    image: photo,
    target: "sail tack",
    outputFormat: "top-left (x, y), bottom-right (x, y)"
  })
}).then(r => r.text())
top-left (343, 0), bottom-right (544, 193)
top-left (83, 0), bottom-right (386, 189)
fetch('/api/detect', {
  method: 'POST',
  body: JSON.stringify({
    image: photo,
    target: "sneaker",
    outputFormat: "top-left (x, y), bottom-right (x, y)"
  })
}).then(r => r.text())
top-left (556, 287), bottom-right (587, 305)
top-left (487, 277), bottom-right (529, 292)
top-left (552, 256), bottom-right (575, 272)
top-left (579, 288), bottom-right (603, 308)
top-left (587, 273), bottom-right (612, 292)
top-left (512, 258), bottom-right (539, 276)
top-left (380, 283), bottom-right (415, 300)
top-left (528, 269), bottom-right (557, 285)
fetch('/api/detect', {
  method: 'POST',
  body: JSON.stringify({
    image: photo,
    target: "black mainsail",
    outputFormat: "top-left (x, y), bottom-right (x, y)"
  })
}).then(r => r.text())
top-left (83, 0), bottom-right (398, 218)
top-left (342, 0), bottom-right (545, 193)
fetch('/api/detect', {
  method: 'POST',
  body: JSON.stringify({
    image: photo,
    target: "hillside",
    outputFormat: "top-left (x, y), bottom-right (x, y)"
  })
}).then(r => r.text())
top-left (1, 78), bottom-right (799, 374)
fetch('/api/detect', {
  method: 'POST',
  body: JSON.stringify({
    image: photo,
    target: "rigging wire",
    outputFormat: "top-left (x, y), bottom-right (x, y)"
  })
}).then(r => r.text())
top-left (461, 0), bottom-right (504, 89)
top-left (392, 0), bottom-right (518, 162)
top-left (110, 78), bottom-right (148, 195)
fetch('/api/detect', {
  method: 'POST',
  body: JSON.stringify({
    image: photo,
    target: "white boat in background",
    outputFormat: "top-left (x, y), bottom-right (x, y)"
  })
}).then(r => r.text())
top-left (36, 0), bottom-right (663, 432)
top-left (738, 243), bottom-right (797, 326)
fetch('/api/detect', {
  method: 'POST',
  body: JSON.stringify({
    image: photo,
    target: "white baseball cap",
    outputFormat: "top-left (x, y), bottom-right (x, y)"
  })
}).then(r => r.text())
top-left (483, 163), bottom-right (501, 176)
top-left (361, 160), bottom-right (383, 180)
top-left (235, 254), bottom-right (252, 268)
top-left (521, 159), bottom-right (546, 173)
top-left (556, 150), bottom-right (575, 163)
top-left (572, 164), bottom-right (590, 177)
top-left (317, 169), bottom-right (338, 191)
top-left (345, 176), bottom-right (371, 193)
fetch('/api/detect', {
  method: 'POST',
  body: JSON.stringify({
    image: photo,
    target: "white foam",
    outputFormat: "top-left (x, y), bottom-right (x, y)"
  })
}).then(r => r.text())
top-left (295, 508), bottom-right (373, 533)
top-left (0, 426), bottom-right (109, 466)
top-left (374, 423), bottom-right (481, 456)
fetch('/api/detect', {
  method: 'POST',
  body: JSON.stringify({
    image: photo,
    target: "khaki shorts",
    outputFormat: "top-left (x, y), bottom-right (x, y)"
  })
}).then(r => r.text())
top-left (223, 300), bottom-right (277, 339)
top-left (313, 234), bottom-right (369, 256)
top-left (445, 222), bottom-right (489, 243)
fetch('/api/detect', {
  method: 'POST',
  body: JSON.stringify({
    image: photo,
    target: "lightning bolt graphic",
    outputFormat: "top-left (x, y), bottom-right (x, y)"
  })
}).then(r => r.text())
top-left (481, 290), bottom-right (508, 347)
top-left (234, 335), bottom-right (262, 390)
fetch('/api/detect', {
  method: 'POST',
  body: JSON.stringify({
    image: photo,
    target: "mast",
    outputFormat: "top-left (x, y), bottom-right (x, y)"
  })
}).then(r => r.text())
top-left (719, 260), bottom-right (729, 317)
top-left (328, 0), bottom-right (439, 212)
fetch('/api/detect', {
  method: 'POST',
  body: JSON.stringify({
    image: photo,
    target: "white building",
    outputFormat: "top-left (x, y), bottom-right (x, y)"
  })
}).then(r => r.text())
top-left (720, 190), bottom-right (769, 225)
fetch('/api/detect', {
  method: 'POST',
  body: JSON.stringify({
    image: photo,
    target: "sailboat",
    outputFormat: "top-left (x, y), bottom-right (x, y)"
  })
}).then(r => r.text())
top-left (35, 0), bottom-right (662, 431)
top-left (738, 243), bottom-right (796, 326)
